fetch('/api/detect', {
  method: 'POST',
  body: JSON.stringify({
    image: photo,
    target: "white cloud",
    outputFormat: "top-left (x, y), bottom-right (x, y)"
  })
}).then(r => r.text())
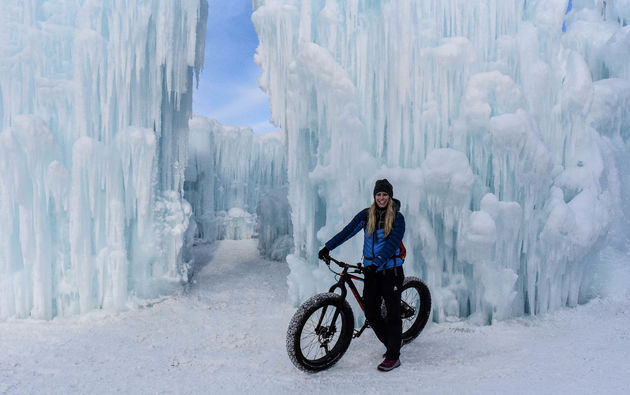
top-left (209, 85), bottom-right (270, 120)
top-left (193, 81), bottom-right (274, 134)
top-left (248, 119), bottom-right (279, 135)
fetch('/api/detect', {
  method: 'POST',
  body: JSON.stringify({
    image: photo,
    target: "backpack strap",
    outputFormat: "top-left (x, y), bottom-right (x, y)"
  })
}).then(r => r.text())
top-left (393, 241), bottom-right (406, 261)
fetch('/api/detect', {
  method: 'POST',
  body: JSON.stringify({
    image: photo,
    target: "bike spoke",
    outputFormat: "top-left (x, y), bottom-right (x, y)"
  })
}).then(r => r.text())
top-left (304, 335), bottom-right (320, 358)
top-left (299, 304), bottom-right (341, 360)
top-left (303, 318), bottom-right (323, 358)
top-left (400, 288), bottom-right (420, 332)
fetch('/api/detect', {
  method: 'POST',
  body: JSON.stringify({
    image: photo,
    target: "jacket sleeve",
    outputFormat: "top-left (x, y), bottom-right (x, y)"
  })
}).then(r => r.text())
top-left (373, 212), bottom-right (405, 269)
top-left (324, 209), bottom-right (368, 251)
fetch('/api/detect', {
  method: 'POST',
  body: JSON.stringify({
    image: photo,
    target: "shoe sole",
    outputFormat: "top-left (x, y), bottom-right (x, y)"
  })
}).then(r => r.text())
top-left (377, 360), bottom-right (401, 371)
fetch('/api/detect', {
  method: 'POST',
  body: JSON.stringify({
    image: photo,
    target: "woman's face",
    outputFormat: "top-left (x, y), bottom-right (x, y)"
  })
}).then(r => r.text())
top-left (375, 192), bottom-right (390, 208)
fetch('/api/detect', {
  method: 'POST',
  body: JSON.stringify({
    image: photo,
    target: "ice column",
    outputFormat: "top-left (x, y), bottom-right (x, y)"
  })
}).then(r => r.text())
top-left (0, 0), bottom-right (208, 319)
top-left (253, 0), bottom-right (630, 321)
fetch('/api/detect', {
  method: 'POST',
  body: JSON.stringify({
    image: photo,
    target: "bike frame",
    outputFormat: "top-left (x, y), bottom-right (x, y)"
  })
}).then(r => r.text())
top-left (324, 257), bottom-right (372, 339)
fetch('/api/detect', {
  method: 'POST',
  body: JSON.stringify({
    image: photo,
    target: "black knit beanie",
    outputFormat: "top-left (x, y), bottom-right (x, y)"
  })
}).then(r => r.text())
top-left (373, 179), bottom-right (393, 198)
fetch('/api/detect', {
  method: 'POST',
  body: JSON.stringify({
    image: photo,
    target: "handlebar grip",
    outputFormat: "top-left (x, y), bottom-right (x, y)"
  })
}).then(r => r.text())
top-left (320, 256), bottom-right (336, 265)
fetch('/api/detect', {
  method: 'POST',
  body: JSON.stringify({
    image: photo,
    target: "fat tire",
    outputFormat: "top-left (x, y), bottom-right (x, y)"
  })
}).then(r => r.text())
top-left (286, 292), bottom-right (354, 372)
top-left (400, 276), bottom-right (431, 344)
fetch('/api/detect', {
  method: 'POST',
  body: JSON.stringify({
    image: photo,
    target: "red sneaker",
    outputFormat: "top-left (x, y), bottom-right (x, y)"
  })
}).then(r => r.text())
top-left (377, 359), bottom-right (401, 371)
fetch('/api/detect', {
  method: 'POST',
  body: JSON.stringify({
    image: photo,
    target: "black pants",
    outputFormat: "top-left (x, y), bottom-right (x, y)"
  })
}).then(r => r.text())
top-left (363, 266), bottom-right (404, 360)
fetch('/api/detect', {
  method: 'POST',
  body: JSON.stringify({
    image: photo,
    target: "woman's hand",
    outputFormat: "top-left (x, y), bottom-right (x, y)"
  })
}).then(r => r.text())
top-left (363, 264), bottom-right (377, 275)
top-left (318, 247), bottom-right (330, 260)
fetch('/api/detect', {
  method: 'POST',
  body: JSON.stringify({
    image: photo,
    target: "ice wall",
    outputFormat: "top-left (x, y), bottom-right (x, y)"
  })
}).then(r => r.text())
top-left (253, 0), bottom-right (630, 322)
top-left (0, 0), bottom-right (208, 319)
top-left (185, 117), bottom-right (291, 259)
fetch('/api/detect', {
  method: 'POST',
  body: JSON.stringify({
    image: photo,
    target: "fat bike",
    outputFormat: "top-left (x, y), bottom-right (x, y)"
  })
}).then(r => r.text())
top-left (286, 256), bottom-right (431, 372)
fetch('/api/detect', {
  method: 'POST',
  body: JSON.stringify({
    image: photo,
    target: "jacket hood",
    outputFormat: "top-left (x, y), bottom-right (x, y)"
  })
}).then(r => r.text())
top-left (392, 198), bottom-right (401, 213)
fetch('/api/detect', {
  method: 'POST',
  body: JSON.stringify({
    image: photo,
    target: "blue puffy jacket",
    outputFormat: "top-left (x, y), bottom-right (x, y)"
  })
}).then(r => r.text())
top-left (324, 199), bottom-right (405, 271)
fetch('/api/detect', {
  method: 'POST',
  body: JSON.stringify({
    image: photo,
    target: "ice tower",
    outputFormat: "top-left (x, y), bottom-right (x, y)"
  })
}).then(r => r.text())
top-left (253, 0), bottom-right (630, 322)
top-left (0, 0), bottom-right (208, 319)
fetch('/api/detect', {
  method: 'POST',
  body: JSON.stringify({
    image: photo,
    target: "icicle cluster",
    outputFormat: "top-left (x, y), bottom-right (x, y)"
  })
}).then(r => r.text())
top-left (0, 0), bottom-right (207, 319)
top-left (253, 0), bottom-right (630, 321)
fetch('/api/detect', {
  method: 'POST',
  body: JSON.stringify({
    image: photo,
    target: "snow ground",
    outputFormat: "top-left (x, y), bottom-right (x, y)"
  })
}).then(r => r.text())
top-left (1, 239), bottom-right (629, 394)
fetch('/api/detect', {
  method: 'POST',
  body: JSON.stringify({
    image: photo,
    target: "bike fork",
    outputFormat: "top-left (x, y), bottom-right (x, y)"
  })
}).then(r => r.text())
top-left (315, 305), bottom-right (343, 353)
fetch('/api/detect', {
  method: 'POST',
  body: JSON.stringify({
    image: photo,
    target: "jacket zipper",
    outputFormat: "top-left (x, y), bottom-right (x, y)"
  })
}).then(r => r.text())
top-left (372, 231), bottom-right (376, 259)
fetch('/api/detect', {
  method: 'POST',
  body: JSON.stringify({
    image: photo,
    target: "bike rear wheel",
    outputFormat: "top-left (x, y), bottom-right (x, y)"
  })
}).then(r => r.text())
top-left (400, 276), bottom-right (431, 343)
top-left (286, 292), bottom-right (354, 372)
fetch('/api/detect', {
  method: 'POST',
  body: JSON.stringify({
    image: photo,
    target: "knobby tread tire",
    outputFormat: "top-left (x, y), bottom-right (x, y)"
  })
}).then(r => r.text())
top-left (400, 276), bottom-right (432, 344)
top-left (286, 292), bottom-right (354, 372)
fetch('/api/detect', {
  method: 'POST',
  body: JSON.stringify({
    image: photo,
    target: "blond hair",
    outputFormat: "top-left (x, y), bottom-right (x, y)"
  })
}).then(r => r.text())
top-left (367, 199), bottom-right (395, 238)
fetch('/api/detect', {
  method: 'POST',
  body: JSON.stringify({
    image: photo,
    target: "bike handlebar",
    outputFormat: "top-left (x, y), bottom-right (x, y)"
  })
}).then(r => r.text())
top-left (321, 255), bottom-right (362, 271)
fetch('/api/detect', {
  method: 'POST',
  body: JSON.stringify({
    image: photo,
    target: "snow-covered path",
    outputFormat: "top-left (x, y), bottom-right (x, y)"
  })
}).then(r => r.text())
top-left (1, 239), bottom-right (629, 394)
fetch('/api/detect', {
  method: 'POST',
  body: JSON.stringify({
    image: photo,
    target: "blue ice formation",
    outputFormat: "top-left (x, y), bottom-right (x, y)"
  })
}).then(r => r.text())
top-left (0, 0), bottom-right (208, 319)
top-left (253, 0), bottom-right (630, 322)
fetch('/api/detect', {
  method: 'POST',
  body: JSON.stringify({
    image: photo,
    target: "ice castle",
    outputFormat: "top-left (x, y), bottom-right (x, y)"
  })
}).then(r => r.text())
top-left (1, 0), bottom-right (629, 323)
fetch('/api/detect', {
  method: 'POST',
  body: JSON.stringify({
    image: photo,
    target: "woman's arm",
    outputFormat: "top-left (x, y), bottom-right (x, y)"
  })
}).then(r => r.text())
top-left (324, 208), bottom-right (368, 251)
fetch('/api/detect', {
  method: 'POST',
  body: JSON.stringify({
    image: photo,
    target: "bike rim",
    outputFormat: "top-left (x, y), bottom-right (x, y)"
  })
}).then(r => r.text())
top-left (300, 305), bottom-right (343, 361)
top-left (401, 287), bottom-right (420, 333)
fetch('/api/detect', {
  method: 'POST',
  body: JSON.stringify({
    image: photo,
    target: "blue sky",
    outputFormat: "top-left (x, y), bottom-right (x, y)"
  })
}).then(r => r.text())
top-left (193, 0), bottom-right (275, 134)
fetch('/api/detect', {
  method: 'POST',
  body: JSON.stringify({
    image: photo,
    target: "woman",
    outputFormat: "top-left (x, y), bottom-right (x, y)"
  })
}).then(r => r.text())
top-left (318, 179), bottom-right (405, 371)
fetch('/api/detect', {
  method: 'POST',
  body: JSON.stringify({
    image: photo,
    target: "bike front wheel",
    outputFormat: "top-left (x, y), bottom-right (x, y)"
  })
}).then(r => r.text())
top-left (400, 276), bottom-right (432, 344)
top-left (286, 292), bottom-right (354, 372)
